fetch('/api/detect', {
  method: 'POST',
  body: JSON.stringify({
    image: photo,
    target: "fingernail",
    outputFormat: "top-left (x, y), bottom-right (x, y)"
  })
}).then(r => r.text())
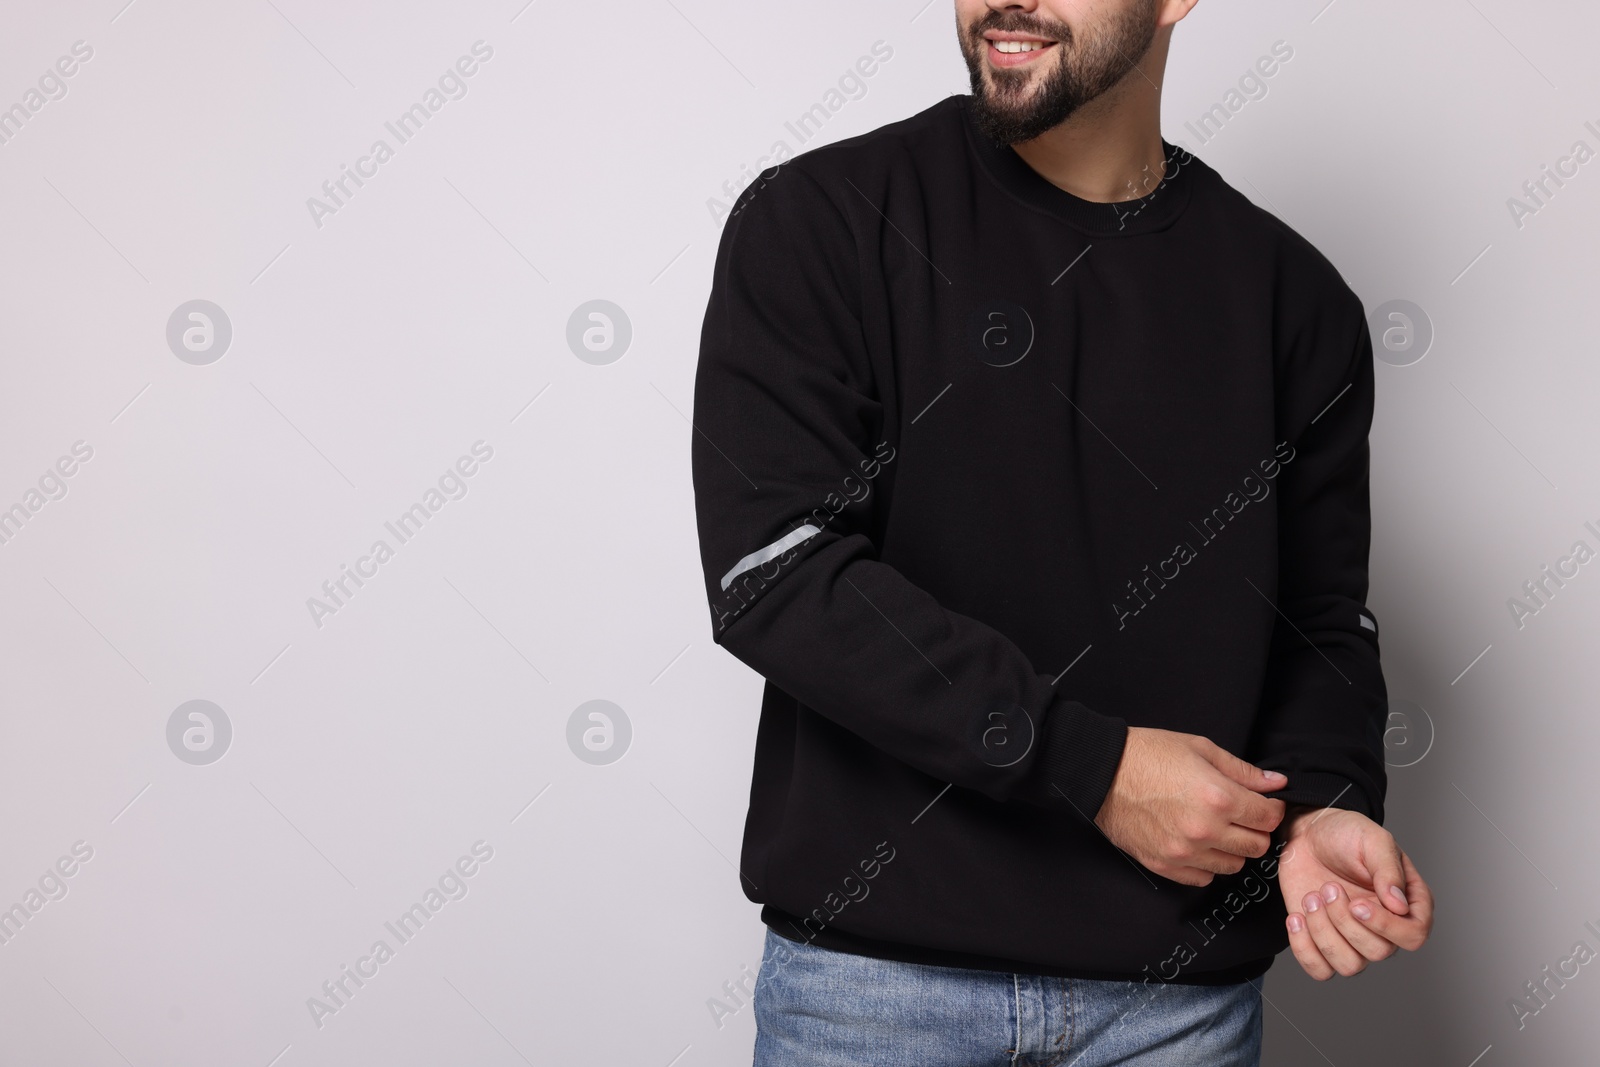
top-left (1389, 885), bottom-right (1409, 907)
top-left (1287, 914), bottom-right (1304, 933)
top-left (1351, 901), bottom-right (1372, 921)
top-left (1264, 770), bottom-right (1287, 782)
top-left (1322, 883), bottom-right (1339, 904)
top-left (1303, 893), bottom-right (1320, 913)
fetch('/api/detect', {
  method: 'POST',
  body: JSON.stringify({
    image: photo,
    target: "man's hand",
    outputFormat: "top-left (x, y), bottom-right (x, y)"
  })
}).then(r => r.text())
top-left (1278, 805), bottom-right (1434, 979)
top-left (1093, 727), bottom-right (1287, 887)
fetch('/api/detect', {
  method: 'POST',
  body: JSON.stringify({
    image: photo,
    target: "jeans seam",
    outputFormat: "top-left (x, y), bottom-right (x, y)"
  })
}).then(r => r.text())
top-left (1011, 973), bottom-right (1022, 1065)
top-left (1065, 977), bottom-right (1076, 1060)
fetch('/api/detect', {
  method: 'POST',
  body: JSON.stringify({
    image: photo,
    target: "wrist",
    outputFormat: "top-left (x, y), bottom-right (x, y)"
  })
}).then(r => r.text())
top-left (1280, 802), bottom-right (1320, 842)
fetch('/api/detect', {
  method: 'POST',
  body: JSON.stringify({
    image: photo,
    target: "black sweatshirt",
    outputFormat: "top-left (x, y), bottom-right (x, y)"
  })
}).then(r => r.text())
top-left (690, 93), bottom-right (1388, 985)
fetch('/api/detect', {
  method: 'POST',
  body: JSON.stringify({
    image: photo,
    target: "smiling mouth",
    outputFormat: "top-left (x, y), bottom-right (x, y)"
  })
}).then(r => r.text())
top-left (992, 40), bottom-right (1052, 54)
top-left (985, 38), bottom-right (1058, 67)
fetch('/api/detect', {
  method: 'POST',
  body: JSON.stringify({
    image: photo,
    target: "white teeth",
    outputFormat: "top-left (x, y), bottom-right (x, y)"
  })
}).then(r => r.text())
top-left (994, 40), bottom-right (1048, 54)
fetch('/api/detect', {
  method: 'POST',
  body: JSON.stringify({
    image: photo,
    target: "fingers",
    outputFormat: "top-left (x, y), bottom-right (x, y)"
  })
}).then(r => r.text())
top-left (1187, 740), bottom-right (1286, 833)
top-left (1400, 851), bottom-right (1435, 928)
top-left (1231, 790), bottom-right (1287, 834)
top-left (1366, 829), bottom-right (1409, 916)
top-left (1317, 882), bottom-right (1397, 963)
top-left (1285, 910), bottom-right (1335, 980)
top-left (1161, 865), bottom-right (1218, 888)
top-left (1345, 892), bottom-right (1429, 951)
top-left (1297, 886), bottom-right (1369, 977)
top-left (1147, 833), bottom-right (1261, 884)
top-left (1196, 737), bottom-right (1287, 794)
top-left (1148, 850), bottom-right (1239, 885)
top-left (1189, 765), bottom-right (1285, 838)
top-left (1190, 782), bottom-right (1277, 858)
top-left (1177, 844), bottom-right (1281, 878)
top-left (1346, 853), bottom-right (1433, 951)
top-left (1213, 824), bottom-right (1274, 861)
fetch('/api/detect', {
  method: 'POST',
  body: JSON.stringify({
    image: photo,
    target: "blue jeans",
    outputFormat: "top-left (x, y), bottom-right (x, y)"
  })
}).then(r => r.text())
top-left (752, 929), bottom-right (1262, 1066)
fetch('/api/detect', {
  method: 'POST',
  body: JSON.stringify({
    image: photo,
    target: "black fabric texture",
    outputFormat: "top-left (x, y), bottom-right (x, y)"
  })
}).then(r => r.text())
top-left (690, 94), bottom-right (1388, 983)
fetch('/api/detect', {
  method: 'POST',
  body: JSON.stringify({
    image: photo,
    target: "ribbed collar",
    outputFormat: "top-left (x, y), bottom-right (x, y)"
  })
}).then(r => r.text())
top-left (957, 94), bottom-right (1196, 237)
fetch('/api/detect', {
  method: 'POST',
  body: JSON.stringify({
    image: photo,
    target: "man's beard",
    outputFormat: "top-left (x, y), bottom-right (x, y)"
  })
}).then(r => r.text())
top-left (959, 4), bottom-right (1159, 145)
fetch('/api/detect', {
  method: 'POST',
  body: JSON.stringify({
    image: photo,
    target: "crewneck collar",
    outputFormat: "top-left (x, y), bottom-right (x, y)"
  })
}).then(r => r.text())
top-left (957, 94), bottom-right (1196, 237)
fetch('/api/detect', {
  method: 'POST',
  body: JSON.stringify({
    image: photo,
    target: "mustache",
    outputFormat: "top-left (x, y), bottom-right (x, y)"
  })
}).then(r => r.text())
top-left (967, 11), bottom-right (1072, 46)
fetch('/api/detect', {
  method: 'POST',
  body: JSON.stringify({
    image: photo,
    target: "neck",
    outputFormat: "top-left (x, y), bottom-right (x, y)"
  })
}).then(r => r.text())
top-left (1008, 28), bottom-right (1173, 204)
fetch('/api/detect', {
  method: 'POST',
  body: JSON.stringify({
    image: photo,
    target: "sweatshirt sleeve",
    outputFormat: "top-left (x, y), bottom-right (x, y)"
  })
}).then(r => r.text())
top-left (1248, 280), bottom-right (1389, 824)
top-left (690, 162), bottom-right (1129, 818)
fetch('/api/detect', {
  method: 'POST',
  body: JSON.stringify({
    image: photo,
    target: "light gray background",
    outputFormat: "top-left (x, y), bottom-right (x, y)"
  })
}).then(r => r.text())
top-left (1, 0), bottom-right (1596, 1064)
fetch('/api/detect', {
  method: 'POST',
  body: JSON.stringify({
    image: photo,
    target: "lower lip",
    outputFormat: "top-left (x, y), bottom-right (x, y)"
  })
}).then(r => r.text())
top-left (987, 41), bottom-right (1056, 68)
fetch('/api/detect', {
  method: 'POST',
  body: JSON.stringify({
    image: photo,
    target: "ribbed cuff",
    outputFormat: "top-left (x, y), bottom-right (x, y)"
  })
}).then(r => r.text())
top-left (1267, 771), bottom-right (1380, 825)
top-left (1021, 695), bottom-right (1128, 820)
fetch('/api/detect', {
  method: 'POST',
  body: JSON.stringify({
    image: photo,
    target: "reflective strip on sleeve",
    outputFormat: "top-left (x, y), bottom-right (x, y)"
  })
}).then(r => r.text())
top-left (1358, 612), bottom-right (1376, 632)
top-left (719, 524), bottom-right (822, 591)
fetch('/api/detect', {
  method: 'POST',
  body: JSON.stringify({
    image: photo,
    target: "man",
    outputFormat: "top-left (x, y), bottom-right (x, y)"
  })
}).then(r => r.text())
top-left (691, 1), bottom-right (1435, 1062)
